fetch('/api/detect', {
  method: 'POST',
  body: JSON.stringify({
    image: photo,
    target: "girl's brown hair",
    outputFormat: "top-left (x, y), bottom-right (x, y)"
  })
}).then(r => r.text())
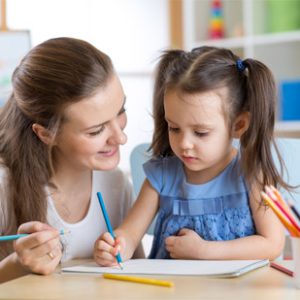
top-left (151, 46), bottom-right (290, 193)
top-left (0, 37), bottom-right (113, 255)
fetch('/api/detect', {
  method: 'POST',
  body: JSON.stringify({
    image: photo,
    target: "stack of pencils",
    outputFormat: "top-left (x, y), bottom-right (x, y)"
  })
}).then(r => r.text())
top-left (261, 185), bottom-right (300, 237)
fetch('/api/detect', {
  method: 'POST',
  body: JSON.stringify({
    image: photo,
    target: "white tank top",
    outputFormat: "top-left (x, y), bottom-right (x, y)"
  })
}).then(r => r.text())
top-left (46, 169), bottom-right (134, 262)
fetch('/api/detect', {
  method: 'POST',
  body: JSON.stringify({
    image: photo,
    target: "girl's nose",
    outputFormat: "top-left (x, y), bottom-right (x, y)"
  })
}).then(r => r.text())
top-left (179, 134), bottom-right (193, 150)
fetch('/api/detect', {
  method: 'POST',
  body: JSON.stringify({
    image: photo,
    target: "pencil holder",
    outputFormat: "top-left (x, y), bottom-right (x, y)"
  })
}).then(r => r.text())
top-left (291, 237), bottom-right (300, 289)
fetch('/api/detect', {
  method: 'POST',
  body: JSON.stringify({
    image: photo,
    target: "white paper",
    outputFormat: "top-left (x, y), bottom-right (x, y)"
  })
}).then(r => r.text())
top-left (62, 259), bottom-right (269, 277)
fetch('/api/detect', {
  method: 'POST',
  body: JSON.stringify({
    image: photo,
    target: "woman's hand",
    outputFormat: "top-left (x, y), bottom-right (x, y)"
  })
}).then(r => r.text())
top-left (94, 231), bottom-right (126, 267)
top-left (14, 221), bottom-right (62, 275)
top-left (165, 228), bottom-right (208, 259)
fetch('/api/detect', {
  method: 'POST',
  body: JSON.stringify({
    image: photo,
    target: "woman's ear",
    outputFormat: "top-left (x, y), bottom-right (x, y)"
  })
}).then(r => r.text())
top-left (32, 123), bottom-right (53, 145)
top-left (232, 112), bottom-right (250, 139)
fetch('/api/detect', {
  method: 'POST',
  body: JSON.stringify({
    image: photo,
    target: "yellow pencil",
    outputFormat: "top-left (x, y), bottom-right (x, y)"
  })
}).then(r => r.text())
top-left (103, 273), bottom-right (174, 288)
top-left (261, 191), bottom-right (300, 237)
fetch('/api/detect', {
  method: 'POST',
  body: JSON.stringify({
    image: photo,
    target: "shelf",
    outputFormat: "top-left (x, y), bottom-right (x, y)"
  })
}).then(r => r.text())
top-left (275, 121), bottom-right (300, 138)
top-left (252, 30), bottom-right (300, 46)
top-left (182, 0), bottom-right (300, 124)
top-left (188, 36), bottom-right (245, 50)
top-left (188, 30), bottom-right (300, 52)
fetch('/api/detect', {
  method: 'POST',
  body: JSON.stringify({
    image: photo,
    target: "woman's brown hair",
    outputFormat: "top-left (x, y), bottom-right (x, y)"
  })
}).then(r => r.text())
top-left (151, 46), bottom-right (291, 194)
top-left (0, 37), bottom-right (113, 255)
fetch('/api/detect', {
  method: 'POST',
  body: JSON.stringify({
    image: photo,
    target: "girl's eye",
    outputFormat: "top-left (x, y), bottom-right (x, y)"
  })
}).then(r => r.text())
top-left (195, 131), bottom-right (209, 137)
top-left (88, 126), bottom-right (105, 136)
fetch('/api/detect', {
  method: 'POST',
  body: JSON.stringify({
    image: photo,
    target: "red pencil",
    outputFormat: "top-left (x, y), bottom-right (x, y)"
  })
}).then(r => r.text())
top-left (270, 262), bottom-right (294, 277)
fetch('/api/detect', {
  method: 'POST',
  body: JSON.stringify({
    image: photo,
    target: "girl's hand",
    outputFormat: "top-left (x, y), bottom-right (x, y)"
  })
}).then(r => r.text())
top-left (94, 232), bottom-right (126, 267)
top-left (165, 228), bottom-right (208, 259)
top-left (14, 221), bottom-right (62, 275)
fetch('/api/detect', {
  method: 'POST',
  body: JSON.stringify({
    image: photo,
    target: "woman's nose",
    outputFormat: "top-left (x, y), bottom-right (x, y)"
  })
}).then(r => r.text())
top-left (108, 120), bottom-right (127, 145)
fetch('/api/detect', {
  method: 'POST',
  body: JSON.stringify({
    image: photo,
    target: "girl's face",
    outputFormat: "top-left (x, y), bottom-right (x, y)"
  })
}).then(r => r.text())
top-left (53, 74), bottom-right (127, 172)
top-left (164, 88), bottom-right (235, 184)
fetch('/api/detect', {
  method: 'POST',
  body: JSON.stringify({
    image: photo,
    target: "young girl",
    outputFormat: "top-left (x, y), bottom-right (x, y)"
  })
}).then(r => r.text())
top-left (0, 37), bottom-right (143, 283)
top-left (95, 46), bottom-right (291, 266)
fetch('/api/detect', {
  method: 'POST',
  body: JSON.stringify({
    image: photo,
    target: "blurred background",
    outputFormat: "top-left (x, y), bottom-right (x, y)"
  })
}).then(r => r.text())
top-left (1, 0), bottom-right (300, 174)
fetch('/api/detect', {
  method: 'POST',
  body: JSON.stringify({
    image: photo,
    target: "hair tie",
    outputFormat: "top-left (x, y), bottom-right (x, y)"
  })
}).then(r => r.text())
top-left (236, 59), bottom-right (246, 72)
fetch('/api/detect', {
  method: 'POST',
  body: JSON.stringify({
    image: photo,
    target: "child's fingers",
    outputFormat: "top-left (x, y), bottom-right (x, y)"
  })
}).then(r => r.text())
top-left (165, 235), bottom-right (175, 246)
top-left (94, 249), bottom-right (118, 267)
top-left (96, 239), bottom-right (115, 252)
top-left (96, 250), bottom-right (116, 262)
top-left (100, 232), bottom-right (116, 245)
top-left (177, 228), bottom-right (190, 236)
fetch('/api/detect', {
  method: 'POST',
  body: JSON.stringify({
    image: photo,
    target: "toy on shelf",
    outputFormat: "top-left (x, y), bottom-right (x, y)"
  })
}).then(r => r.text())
top-left (208, 0), bottom-right (224, 39)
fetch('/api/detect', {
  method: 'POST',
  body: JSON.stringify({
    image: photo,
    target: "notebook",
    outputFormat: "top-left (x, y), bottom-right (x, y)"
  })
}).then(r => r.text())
top-left (62, 259), bottom-right (269, 278)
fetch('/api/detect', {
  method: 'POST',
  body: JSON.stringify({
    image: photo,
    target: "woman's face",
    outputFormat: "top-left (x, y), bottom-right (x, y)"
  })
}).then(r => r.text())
top-left (53, 74), bottom-right (127, 172)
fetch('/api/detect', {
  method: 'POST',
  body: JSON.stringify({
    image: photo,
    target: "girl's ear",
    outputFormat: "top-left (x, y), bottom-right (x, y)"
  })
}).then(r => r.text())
top-left (32, 123), bottom-right (53, 145)
top-left (232, 112), bottom-right (250, 139)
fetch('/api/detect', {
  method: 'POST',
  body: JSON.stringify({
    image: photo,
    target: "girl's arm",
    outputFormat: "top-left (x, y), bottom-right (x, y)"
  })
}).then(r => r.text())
top-left (0, 221), bottom-right (62, 283)
top-left (165, 189), bottom-right (285, 260)
top-left (94, 179), bottom-right (159, 266)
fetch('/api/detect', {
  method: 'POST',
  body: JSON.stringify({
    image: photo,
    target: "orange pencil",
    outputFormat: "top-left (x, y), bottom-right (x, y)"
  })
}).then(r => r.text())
top-left (269, 185), bottom-right (292, 213)
top-left (265, 186), bottom-right (300, 232)
top-left (261, 192), bottom-right (300, 237)
top-left (273, 199), bottom-right (300, 232)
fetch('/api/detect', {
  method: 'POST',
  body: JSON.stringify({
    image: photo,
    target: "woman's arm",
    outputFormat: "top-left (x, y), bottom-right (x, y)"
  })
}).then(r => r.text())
top-left (0, 252), bottom-right (28, 283)
top-left (94, 179), bottom-right (159, 266)
top-left (0, 221), bottom-right (62, 283)
top-left (165, 189), bottom-right (285, 260)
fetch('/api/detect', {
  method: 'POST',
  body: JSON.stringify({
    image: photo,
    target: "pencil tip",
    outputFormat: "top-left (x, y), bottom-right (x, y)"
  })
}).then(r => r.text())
top-left (61, 229), bottom-right (71, 235)
top-left (119, 262), bottom-right (124, 270)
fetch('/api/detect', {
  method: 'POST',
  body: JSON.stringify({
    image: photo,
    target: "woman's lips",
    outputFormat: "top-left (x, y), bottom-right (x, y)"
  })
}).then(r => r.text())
top-left (99, 148), bottom-right (118, 157)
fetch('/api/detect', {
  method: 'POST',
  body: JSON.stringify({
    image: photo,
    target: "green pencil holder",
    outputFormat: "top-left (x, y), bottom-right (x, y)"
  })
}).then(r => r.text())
top-left (267, 0), bottom-right (300, 33)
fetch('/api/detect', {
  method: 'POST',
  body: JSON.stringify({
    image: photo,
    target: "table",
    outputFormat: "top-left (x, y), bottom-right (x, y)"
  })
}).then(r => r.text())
top-left (0, 260), bottom-right (299, 299)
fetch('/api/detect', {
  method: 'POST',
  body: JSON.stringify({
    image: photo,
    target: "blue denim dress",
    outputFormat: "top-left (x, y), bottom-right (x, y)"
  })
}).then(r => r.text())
top-left (143, 155), bottom-right (256, 259)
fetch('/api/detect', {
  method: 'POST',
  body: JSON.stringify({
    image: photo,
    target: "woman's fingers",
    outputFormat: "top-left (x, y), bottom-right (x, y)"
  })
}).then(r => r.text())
top-left (14, 221), bottom-right (62, 275)
top-left (17, 221), bottom-right (53, 234)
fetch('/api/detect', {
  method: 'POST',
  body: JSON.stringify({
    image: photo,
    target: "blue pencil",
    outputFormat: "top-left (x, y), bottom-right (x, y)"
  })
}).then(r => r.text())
top-left (0, 229), bottom-right (70, 242)
top-left (97, 192), bottom-right (123, 269)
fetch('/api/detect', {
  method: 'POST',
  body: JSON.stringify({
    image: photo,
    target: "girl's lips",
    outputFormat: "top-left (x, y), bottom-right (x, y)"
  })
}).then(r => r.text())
top-left (181, 155), bottom-right (198, 163)
top-left (99, 148), bottom-right (118, 157)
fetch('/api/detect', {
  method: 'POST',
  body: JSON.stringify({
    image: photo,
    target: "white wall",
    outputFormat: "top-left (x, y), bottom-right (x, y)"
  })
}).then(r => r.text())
top-left (6, 0), bottom-right (170, 172)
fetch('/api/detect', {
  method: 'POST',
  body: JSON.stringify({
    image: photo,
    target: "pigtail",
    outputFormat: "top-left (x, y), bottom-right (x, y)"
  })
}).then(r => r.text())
top-left (239, 59), bottom-right (288, 190)
top-left (151, 50), bottom-right (185, 157)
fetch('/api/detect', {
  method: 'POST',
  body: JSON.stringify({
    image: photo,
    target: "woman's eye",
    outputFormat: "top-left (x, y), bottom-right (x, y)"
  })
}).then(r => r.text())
top-left (168, 126), bottom-right (179, 133)
top-left (88, 127), bottom-right (105, 136)
top-left (118, 107), bottom-right (126, 115)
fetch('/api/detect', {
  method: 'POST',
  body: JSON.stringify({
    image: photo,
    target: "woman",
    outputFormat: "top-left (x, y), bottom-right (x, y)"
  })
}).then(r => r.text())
top-left (0, 37), bottom-right (143, 283)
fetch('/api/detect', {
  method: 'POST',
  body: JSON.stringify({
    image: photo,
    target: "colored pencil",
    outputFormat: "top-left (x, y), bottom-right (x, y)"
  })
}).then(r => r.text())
top-left (0, 229), bottom-right (70, 242)
top-left (261, 192), bottom-right (300, 237)
top-left (266, 185), bottom-right (300, 230)
top-left (272, 199), bottom-right (300, 232)
top-left (97, 192), bottom-right (123, 269)
top-left (103, 273), bottom-right (174, 288)
top-left (287, 199), bottom-right (300, 222)
top-left (269, 185), bottom-right (289, 209)
top-left (270, 262), bottom-right (294, 277)
top-left (265, 186), bottom-right (299, 228)
top-left (267, 186), bottom-right (292, 213)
